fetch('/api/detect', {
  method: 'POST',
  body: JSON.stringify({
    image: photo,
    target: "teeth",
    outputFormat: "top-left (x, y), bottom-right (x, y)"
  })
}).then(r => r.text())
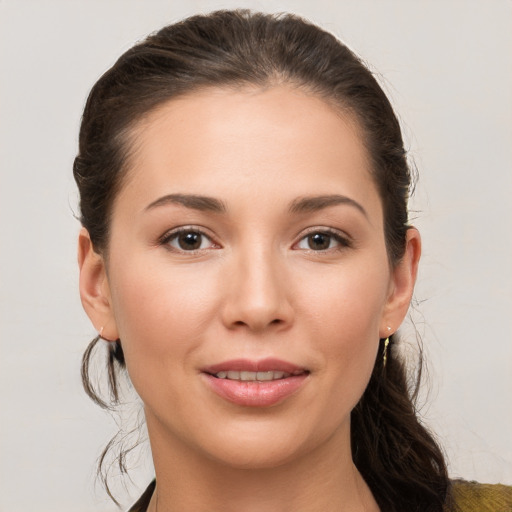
top-left (214, 370), bottom-right (291, 381)
top-left (257, 371), bottom-right (278, 381)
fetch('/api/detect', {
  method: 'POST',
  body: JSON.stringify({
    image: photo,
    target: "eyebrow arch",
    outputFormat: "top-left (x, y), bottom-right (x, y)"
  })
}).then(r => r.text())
top-left (145, 193), bottom-right (227, 213)
top-left (289, 194), bottom-right (368, 218)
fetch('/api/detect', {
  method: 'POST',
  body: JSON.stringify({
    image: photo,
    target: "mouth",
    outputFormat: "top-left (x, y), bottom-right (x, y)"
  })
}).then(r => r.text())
top-left (210, 369), bottom-right (306, 381)
top-left (201, 358), bottom-right (310, 407)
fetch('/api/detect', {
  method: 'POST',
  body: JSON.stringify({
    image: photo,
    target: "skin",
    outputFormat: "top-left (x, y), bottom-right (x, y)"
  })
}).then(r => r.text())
top-left (78, 85), bottom-right (420, 512)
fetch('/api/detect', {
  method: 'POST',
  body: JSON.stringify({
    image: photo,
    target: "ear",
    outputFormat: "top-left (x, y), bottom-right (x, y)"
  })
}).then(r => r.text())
top-left (379, 227), bottom-right (421, 338)
top-left (78, 228), bottom-right (119, 341)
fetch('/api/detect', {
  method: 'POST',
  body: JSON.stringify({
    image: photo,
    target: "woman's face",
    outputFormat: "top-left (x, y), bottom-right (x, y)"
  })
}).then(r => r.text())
top-left (80, 85), bottom-right (418, 469)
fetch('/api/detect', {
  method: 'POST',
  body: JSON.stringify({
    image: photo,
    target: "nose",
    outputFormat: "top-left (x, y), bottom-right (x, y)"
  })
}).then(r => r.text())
top-left (220, 245), bottom-right (294, 333)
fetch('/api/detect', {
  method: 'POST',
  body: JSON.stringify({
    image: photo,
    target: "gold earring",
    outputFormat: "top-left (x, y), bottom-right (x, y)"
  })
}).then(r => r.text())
top-left (99, 326), bottom-right (111, 342)
top-left (383, 337), bottom-right (390, 367)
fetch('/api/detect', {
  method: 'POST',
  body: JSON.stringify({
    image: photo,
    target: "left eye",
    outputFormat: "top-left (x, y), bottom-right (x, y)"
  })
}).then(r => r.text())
top-left (165, 230), bottom-right (214, 251)
top-left (296, 231), bottom-right (346, 251)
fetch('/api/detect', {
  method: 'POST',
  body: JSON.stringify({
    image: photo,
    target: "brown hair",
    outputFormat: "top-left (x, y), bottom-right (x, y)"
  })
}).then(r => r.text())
top-left (75, 9), bottom-right (450, 511)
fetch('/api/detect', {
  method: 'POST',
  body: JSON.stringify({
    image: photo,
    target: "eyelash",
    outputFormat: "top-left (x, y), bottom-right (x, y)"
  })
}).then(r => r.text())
top-left (158, 226), bottom-right (352, 253)
top-left (294, 228), bottom-right (352, 253)
top-left (159, 227), bottom-right (218, 253)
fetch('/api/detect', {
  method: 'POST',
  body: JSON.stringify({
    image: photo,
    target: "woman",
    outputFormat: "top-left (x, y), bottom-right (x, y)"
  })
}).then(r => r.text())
top-left (75, 9), bottom-right (511, 512)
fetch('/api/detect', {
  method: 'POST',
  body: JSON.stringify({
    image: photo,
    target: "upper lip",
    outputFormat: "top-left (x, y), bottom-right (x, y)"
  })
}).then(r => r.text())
top-left (202, 358), bottom-right (308, 375)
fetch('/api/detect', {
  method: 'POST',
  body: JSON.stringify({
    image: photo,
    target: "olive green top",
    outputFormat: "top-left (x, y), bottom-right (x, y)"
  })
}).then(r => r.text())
top-left (128, 479), bottom-right (512, 511)
top-left (450, 479), bottom-right (512, 511)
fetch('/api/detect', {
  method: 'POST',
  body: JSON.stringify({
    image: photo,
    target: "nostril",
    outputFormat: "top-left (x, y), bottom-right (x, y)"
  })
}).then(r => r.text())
top-left (230, 318), bottom-right (284, 330)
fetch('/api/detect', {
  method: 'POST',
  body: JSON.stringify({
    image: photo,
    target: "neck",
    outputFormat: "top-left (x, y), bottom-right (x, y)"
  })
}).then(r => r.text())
top-left (146, 415), bottom-right (379, 512)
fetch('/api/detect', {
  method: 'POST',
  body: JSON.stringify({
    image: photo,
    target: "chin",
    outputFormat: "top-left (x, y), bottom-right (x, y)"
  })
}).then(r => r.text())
top-left (195, 417), bottom-right (340, 471)
top-left (205, 439), bottom-right (307, 470)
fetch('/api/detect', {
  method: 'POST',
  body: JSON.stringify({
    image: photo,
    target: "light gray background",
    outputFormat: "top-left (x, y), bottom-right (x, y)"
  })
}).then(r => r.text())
top-left (1, 1), bottom-right (511, 511)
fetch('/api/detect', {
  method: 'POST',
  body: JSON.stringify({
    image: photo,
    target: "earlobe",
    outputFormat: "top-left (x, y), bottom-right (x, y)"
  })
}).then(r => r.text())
top-left (380, 228), bottom-right (421, 337)
top-left (78, 228), bottom-right (119, 341)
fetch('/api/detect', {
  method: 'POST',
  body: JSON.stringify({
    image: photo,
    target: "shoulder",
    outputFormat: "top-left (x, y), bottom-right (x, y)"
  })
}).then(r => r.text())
top-left (450, 479), bottom-right (512, 512)
top-left (126, 478), bottom-right (512, 512)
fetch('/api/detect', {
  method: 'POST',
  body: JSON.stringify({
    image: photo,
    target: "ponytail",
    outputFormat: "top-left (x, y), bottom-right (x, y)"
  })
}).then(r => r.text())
top-left (352, 334), bottom-right (451, 511)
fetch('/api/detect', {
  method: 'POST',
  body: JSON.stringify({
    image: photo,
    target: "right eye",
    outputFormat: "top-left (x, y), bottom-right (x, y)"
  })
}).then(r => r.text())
top-left (161, 228), bottom-right (217, 252)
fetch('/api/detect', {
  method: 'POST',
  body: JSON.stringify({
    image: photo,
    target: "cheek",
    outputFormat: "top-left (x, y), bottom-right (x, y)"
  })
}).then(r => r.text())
top-left (107, 256), bottom-right (220, 390)
top-left (301, 258), bottom-right (389, 339)
top-left (301, 259), bottom-right (388, 395)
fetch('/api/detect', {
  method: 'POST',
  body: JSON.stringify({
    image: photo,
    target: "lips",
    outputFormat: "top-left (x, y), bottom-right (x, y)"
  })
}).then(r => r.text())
top-left (201, 358), bottom-right (309, 407)
top-left (203, 357), bottom-right (306, 374)
top-left (214, 370), bottom-right (292, 381)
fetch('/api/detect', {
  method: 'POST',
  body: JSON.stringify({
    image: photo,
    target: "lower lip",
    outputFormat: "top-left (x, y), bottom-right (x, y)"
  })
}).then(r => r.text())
top-left (202, 373), bottom-right (308, 407)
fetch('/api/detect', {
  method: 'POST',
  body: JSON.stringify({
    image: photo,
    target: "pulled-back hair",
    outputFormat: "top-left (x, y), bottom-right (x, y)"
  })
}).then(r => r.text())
top-left (75, 9), bottom-right (450, 511)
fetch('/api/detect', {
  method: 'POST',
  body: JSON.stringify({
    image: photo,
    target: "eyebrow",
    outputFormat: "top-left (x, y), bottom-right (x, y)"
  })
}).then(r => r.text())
top-left (144, 193), bottom-right (367, 218)
top-left (289, 194), bottom-right (368, 218)
top-left (145, 193), bottom-right (227, 213)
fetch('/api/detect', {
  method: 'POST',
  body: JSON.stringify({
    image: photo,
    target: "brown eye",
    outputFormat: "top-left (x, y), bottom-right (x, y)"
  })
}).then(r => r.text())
top-left (164, 229), bottom-right (214, 251)
top-left (307, 233), bottom-right (331, 250)
top-left (295, 230), bottom-right (350, 252)
top-left (177, 232), bottom-right (203, 250)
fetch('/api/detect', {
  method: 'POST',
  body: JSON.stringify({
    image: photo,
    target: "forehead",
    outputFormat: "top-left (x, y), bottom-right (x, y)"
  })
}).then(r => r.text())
top-left (117, 85), bottom-right (381, 220)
